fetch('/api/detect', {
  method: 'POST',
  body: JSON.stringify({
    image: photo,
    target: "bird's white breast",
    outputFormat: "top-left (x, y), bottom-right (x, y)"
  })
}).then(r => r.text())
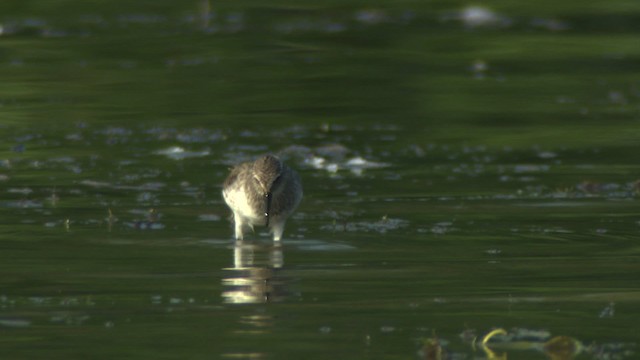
top-left (223, 185), bottom-right (262, 223)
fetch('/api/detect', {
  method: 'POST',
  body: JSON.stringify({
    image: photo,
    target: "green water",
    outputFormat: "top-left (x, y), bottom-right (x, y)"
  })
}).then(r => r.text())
top-left (1, 1), bottom-right (639, 359)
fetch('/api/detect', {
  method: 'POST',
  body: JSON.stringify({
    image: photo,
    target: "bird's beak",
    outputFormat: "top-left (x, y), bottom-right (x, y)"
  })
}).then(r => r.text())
top-left (264, 192), bottom-right (272, 227)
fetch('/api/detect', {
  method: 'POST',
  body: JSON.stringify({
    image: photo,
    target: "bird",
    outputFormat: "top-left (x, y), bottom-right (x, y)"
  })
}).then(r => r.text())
top-left (222, 154), bottom-right (302, 241)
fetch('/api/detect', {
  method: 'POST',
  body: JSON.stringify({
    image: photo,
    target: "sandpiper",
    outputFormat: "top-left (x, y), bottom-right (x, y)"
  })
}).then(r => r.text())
top-left (222, 154), bottom-right (303, 241)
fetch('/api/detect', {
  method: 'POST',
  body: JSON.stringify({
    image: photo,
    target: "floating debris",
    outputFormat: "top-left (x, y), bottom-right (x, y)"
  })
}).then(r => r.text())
top-left (442, 6), bottom-right (511, 28)
top-left (513, 164), bottom-right (549, 173)
top-left (424, 221), bottom-right (456, 235)
top-left (4, 200), bottom-right (43, 208)
top-left (599, 302), bottom-right (615, 318)
top-left (0, 318), bottom-right (31, 328)
top-left (322, 216), bottom-right (408, 234)
top-left (153, 146), bottom-right (210, 160)
top-left (80, 180), bottom-right (111, 188)
top-left (470, 59), bottom-right (489, 79)
top-left (305, 155), bottom-right (333, 170)
top-left (609, 90), bottom-right (627, 105)
top-left (11, 144), bottom-right (26, 153)
top-left (50, 312), bottom-right (90, 326)
top-left (537, 151), bottom-right (557, 159)
top-left (477, 328), bottom-right (588, 360)
top-left (304, 155), bottom-right (389, 175)
top-left (125, 221), bottom-right (165, 230)
top-left (293, 240), bottom-right (356, 251)
top-left (7, 187), bottom-right (33, 195)
top-left (354, 9), bottom-right (388, 25)
top-left (380, 325), bottom-right (396, 333)
top-left (198, 214), bottom-right (221, 222)
top-left (150, 295), bottom-right (163, 305)
top-left (175, 129), bottom-right (224, 143)
top-left (530, 17), bottom-right (570, 31)
top-left (345, 156), bottom-right (388, 169)
top-left (315, 144), bottom-right (350, 160)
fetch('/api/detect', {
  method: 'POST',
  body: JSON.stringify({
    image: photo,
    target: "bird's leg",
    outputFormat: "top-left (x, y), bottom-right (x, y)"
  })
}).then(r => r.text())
top-left (233, 213), bottom-right (244, 240)
top-left (271, 220), bottom-right (285, 241)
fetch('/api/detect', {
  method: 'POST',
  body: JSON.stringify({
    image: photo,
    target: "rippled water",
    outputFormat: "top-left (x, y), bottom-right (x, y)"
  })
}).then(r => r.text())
top-left (1, 1), bottom-right (639, 359)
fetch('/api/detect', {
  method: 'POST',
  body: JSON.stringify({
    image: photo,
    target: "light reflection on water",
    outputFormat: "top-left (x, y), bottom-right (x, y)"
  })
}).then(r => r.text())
top-left (220, 239), bottom-right (356, 304)
top-left (221, 242), bottom-right (294, 304)
top-left (0, 0), bottom-right (639, 358)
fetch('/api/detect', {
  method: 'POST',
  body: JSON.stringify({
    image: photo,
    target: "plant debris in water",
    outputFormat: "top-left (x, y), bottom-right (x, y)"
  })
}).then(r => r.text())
top-left (321, 216), bottom-right (409, 234)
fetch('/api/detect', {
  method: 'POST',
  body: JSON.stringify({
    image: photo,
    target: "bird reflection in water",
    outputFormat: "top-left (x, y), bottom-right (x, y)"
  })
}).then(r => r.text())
top-left (221, 241), bottom-right (294, 304)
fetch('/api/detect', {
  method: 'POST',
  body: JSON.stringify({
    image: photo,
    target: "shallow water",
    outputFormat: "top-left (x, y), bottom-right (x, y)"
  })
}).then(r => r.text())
top-left (1, 1), bottom-right (639, 359)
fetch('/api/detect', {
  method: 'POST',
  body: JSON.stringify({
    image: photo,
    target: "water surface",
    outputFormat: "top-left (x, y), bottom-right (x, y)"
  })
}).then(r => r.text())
top-left (0, 1), bottom-right (639, 359)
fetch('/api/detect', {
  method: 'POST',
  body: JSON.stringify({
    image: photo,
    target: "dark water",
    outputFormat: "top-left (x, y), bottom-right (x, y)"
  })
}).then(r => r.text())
top-left (1, 1), bottom-right (639, 359)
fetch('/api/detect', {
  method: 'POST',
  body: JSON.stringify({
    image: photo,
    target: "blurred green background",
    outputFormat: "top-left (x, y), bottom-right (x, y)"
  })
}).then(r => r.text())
top-left (0, 1), bottom-right (639, 359)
